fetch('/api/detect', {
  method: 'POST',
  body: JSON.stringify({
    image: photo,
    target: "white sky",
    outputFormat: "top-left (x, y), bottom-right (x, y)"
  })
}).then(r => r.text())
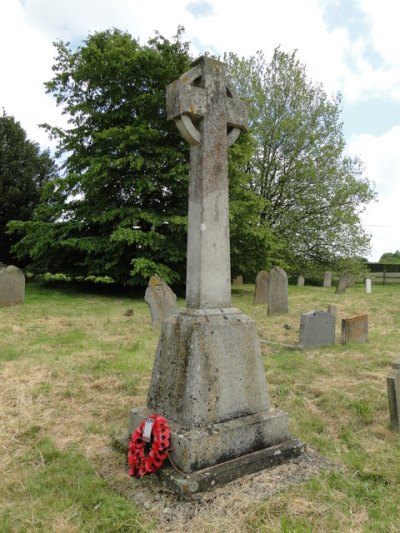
top-left (1, 0), bottom-right (400, 261)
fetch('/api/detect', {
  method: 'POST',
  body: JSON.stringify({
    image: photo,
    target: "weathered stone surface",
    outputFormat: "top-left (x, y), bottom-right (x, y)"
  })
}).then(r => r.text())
top-left (0, 265), bottom-right (25, 306)
top-left (297, 275), bottom-right (305, 286)
top-left (144, 275), bottom-right (176, 327)
top-left (335, 271), bottom-right (354, 294)
top-left (167, 56), bottom-right (248, 309)
top-left (387, 358), bottom-right (400, 432)
top-left (323, 271), bottom-right (332, 288)
top-left (157, 438), bottom-right (304, 497)
top-left (129, 406), bottom-right (290, 474)
top-left (253, 270), bottom-right (269, 304)
top-left (365, 278), bottom-right (372, 293)
top-left (341, 315), bottom-right (368, 344)
top-left (147, 308), bottom-right (270, 429)
top-left (267, 266), bottom-right (288, 315)
top-left (298, 310), bottom-right (336, 349)
top-left (124, 56), bottom-right (299, 488)
top-left (232, 275), bottom-right (243, 285)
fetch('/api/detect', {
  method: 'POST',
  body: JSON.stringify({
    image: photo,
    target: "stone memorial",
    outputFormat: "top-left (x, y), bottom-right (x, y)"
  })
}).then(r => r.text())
top-left (327, 304), bottom-right (337, 316)
top-left (297, 275), bottom-right (305, 286)
top-left (144, 274), bottom-right (177, 327)
top-left (335, 271), bottom-right (353, 294)
top-left (341, 314), bottom-right (368, 344)
top-left (232, 275), bottom-right (243, 285)
top-left (365, 278), bottom-right (372, 293)
top-left (323, 271), bottom-right (332, 288)
top-left (298, 310), bottom-right (336, 349)
top-left (0, 265), bottom-right (25, 306)
top-left (126, 56), bottom-right (302, 495)
top-left (253, 270), bottom-right (269, 304)
top-left (387, 358), bottom-right (400, 432)
top-left (267, 266), bottom-right (288, 315)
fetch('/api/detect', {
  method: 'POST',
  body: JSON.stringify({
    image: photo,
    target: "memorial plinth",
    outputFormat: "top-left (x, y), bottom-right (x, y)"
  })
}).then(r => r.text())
top-left (125, 56), bottom-right (302, 494)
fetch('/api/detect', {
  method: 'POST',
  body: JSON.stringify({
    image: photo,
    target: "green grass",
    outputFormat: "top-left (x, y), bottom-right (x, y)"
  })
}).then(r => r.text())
top-left (1, 281), bottom-right (400, 531)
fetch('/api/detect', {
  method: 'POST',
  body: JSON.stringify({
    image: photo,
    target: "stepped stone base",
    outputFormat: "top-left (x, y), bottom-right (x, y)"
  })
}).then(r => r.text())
top-left (115, 431), bottom-right (304, 497)
top-left (129, 407), bottom-right (290, 474)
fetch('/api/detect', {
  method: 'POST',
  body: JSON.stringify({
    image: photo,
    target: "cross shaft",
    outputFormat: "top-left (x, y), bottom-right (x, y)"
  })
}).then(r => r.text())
top-left (167, 56), bottom-right (248, 308)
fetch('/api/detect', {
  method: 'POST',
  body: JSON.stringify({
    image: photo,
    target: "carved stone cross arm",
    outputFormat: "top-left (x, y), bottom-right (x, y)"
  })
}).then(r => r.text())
top-left (166, 56), bottom-right (248, 147)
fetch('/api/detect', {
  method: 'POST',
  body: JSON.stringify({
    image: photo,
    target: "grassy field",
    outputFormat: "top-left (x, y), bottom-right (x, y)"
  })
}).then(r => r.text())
top-left (1, 281), bottom-right (400, 532)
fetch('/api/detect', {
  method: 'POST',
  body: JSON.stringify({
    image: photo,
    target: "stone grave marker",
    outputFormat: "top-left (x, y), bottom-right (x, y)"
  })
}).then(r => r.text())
top-left (298, 310), bottom-right (336, 349)
top-left (0, 265), bottom-right (25, 306)
top-left (323, 271), bottom-right (332, 288)
top-left (335, 271), bottom-right (353, 294)
top-left (267, 266), bottom-right (288, 315)
top-left (232, 275), bottom-right (243, 285)
top-left (365, 278), bottom-right (372, 293)
top-left (387, 358), bottom-right (400, 432)
top-left (327, 304), bottom-right (337, 316)
top-left (144, 274), bottom-right (177, 327)
top-left (253, 270), bottom-right (269, 304)
top-left (297, 275), bottom-right (305, 286)
top-left (126, 56), bottom-right (302, 495)
top-left (341, 314), bottom-right (368, 344)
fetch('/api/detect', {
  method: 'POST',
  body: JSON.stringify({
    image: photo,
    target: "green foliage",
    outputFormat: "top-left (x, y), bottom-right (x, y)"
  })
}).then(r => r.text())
top-left (0, 111), bottom-right (55, 265)
top-left (226, 48), bottom-right (376, 275)
top-left (9, 29), bottom-right (191, 286)
top-left (379, 250), bottom-right (400, 263)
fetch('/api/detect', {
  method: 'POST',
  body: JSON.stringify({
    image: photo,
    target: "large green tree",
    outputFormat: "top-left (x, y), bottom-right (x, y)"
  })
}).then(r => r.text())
top-left (10, 30), bottom-right (191, 285)
top-left (226, 48), bottom-right (376, 275)
top-left (379, 251), bottom-right (400, 264)
top-left (0, 111), bottom-right (55, 265)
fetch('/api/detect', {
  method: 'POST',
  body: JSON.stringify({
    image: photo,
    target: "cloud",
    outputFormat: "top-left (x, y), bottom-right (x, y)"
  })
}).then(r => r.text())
top-left (0, 0), bottom-right (65, 148)
top-left (186, 1), bottom-right (213, 18)
top-left (348, 126), bottom-right (400, 260)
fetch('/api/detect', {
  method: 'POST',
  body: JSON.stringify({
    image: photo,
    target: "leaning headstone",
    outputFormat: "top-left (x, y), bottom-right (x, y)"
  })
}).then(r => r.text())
top-left (253, 270), bottom-right (269, 304)
top-left (299, 310), bottom-right (336, 349)
top-left (232, 275), bottom-right (243, 285)
top-left (297, 275), bottom-right (305, 287)
top-left (323, 271), bottom-right (332, 288)
top-left (341, 315), bottom-right (368, 344)
top-left (0, 265), bottom-right (25, 306)
top-left (126, 56), bottom-right (301, 495)
top-left (387, 359), bottom-right (400, 432)
top-left (365, 278), bottom-right (372, 293)
top-left (267, 266), bottom-right (288, 315)
top-left (144, 275), bottom-right (177, 327)
top-left (335, 271), bottom-right (353, 294)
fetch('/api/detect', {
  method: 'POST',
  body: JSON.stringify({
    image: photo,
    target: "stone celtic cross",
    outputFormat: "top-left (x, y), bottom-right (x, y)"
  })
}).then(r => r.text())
top-left (166, 56), bottom-right (248, 309)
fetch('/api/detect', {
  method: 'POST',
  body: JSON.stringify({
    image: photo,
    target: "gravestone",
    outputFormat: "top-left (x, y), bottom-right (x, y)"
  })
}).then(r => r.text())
top-left (335, 271), bottom-right (353, 294)
top-left (267, 266), bottom-right (288, 315)
top-left (0, 265), bottom-right (25, 306)
top-left (144, 275), bottom-right (177, 327)
top-left (341, 315), bottom-right (368, 344)
top-left (297, 275), bottom-right (305, 287)
top-left (253, 270), bottom-right (269, 304)
top-left (298, 310), bottom-right (336, 349)
top-left (127, 56), bottom-right (302, 494)
top-left (327, 304), bottom-right (337, 316)
top-left (232, 275), bottom-right (243, 285)
top-left (323, 271), bottom-right (332, 288)
top-left (387, 358), bottom-right (400, 432)
top-left (365, 278), bottom-right (372, 293)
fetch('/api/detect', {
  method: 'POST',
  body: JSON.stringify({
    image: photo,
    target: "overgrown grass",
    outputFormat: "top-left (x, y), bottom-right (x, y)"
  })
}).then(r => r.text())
top-left (1, 281), bottom-right (400, 531)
